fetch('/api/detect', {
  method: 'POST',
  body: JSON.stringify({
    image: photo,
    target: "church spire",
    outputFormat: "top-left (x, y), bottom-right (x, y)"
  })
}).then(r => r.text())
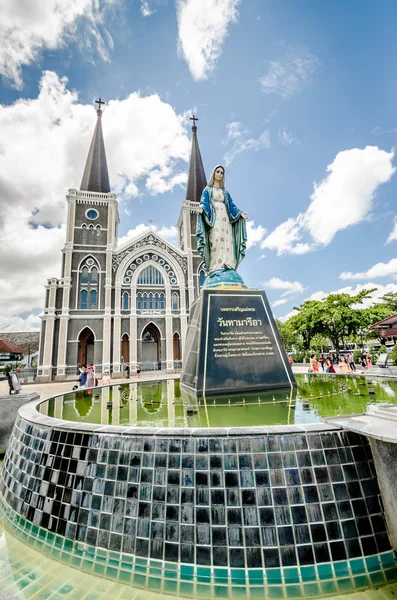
top-left (80, 98), bottom-right (110, 194)
top-left (185, 115), bottom-right (207, 203)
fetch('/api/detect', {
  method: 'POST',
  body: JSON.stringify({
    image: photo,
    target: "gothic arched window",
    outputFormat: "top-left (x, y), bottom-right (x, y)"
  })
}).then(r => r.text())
top-left (142, 293), bottom-right (148, 309)
top-left (137, 266), bottom-right (164, 286)
top-left (122, 291), bottom-right (130, 310)
top-left (79, 258), bottom-right (99, 309)
top-left (90, 290), bottom-right (97, 309)
top-left (199, 270), bottom-right (206, 288)
top-left (172, 292), bottom-right (179, 310)
top-left (137, 293), bottom-right (143, 309)
top-left (159, 293), bottom-right (165, 310)
top-left (82, 224), bottom-right (88, 245)
top-left (154, 293), bottom-right (159, 310)
top-left (80, 290), bottom-right (88, 310)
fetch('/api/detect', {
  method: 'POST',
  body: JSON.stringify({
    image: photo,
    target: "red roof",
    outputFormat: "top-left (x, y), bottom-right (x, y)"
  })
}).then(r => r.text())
top-left (0, 339), bottom-right (26, 353)
top-left (369, 313), bottom-right (397, 329)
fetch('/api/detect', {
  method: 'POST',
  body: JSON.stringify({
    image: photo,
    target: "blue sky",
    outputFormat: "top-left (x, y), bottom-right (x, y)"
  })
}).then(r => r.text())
top-left (1, 0), bottom-right (397, 330)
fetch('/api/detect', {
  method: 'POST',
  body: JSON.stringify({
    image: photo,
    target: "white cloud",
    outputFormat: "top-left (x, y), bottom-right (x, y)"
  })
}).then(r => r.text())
top-left (387, 217), bottom-right (397, 244)
top-left (259, 49), bottom-right (319, 99)
top-left (118, 224), bottom-right (178, 249)
top-left (262, 146), bottom-right (395, 255)
top-left (141, 1), bottom-right (155, 16)
top-left (263, 277), bottom-right (304, 294)
top-left (271, 298), bottom-right (288, 308)
top-left (176, 0), bottom-right (240, 80)
top-left (278, 128), bottom-right (299, 146)
top-left (340, 258), bottom-right (397, 280)
top-left (246, 221), bottom-right (267, 249)
top-left (224, 124), bottom-right (271, 166)
top-left (0, 0), bottom-right (117, 88)
top-left (0, 71), bottom-right (193, 330)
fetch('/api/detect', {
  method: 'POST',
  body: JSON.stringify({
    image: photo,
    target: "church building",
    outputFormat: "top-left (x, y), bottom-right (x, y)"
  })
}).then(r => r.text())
top-left (37, 104), bottom-right (207, 381)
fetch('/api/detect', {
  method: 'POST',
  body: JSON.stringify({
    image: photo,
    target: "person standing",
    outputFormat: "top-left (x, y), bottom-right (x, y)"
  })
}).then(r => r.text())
top-left (338, 356), bottom-right (351, 373)
top-left (325, 357), bottom-right (336, 373)
top-left (346, 352), bottom-right (356, 372)
top-left (102, 370), bottom-right (111, 385)
top-left (366, 354), bottom-right (373, 369)
top-left (310, 354), bottom-right (319, 373)
top-left (78, 366), bottom-right (87, 388)
top-left (85, 366), bottom-right (95, 388)
top-left (319, 355), bottom-right (326, 371)
top-left (125, 364), bottom-right (130, 379)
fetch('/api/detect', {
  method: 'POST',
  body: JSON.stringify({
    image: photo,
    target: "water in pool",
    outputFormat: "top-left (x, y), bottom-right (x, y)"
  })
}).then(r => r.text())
top-left (38, 374), bottom-right (397, 428)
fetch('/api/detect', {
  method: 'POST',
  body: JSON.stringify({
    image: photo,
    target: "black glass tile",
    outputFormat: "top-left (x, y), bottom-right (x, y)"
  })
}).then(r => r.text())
top-left (181, 455), bottom-right (194, 469)
top-left (306, 504), bottom-right (322, 523)
top-left (227, 489), bottom-right (240, 506)
top-left (314, 542), bottom-right (330, 563)
top-left (243, 507), bottom-right (259, 526)
top-left (242, 490), bottom-right (256, 505)
top-left (164, 542), bottom-right (179, 562)
top-left (180, 544), bottom-right (194, 564)
top-left (261, 526), bottom-right (277, 546)
top-left (356, 461), bottom-right (372, 479)
top-left (196, 456), bottom-right (208, 470)
top-left (280, 437), bottom-right (295, 452)
top-left (266, 437), bottom-right (281, 452)
top-left (278, 526), bottom-right (294, 546)
top-left (196, 439), bottom-right (209, 454)
top-left (285, 469), bottom-right (300, 486)
top-left (196, 525), bottom-right (210, 545)
top-left (371, 514), bottom-right (386, 532)
top-left (280, 546), bottom-right (297, 566)
top-left (333, 483), bottom-right (349, 500)
top-left (268, 453), bottom-right (282, 469)
top-left (246, 547), bottom-right (263, 568)
top-left (240, 471), bottom-right (255, 488)
top-left (196, 488), bottom-right (209, 506)
top-left (366, 495), bottom-right (381, 514)
top-left (196, 507), bottom-right (210, 524)
top-left (213, 546), bottom-right (228, 566)
top-left (230, 548), bottom-right (245, 567)
top-left (270, 470), bottom-right (285, 487)
top-left (273, 488), bottom-right (288, 506)
top-left (294, 436), bottom-right (309, 451)
top-left (291, 505), bottom-right (307, 525)
top-left (210, 455), bottom-right (222, 469)
top-left (212, 527), bottom-right (227, 546)
top-left (181, 505), bottom-right (194, 524)
top-left (259, 507), bottom-right (275, 526)
top-left (245, 527), bottom-right (261, 546)
top-left (136, 519), bottom-right (149, 538)
top-left (151, 539), bottom-right (164, 560)
top-left (182, 470), bottom-right (194, 487)
top-left (297, 452), bottom-right (312, 468)
top-left (211, 489), bottom-right (225, 505)
top-left (165, 505), bottom-right (179, 522)
top-left (346, 538), bottom-right (362, 558)
top-left (282, 453), bottom-right (297, 468)
top-left (239, 455), bottom-right (253, 470)
top-left (152, 486), bottom-right (165, 502)
top-left (196, 546), bottom-right (211, 565)
top-left (228, 526), bottom-right (243, 546)
top-left (308, 435), bottom-right (322, 450)
top-left (287, 486), bottom-right (303, 505)
top-left (168, 455), bottom-right (181, 470)
top-left (212, 507), bottom-right (226, 526)
top-left (275, 506), bottom-right (291, 526)
top-left (311, 523), bottom-right (326, 542)
top-left (301, 485), bottom-right (318, 505)
top-left (123, 518), bottom-right (136, 536)
top-left (181, 488), bottom-right (194, 504)
top-left (360, 535), bottom-right (376, 555)
top-left (225, 472), bottom-right (239, 488)
top-left (228, 508), bottom-right (242, 525)
top-left (263, 548), bottom-right (280, 567)
top-left (376, 532), bottom-right (391, 553)
top-left (322, 503), bottom-right (338, 522)
top-left (298, 545), bottom-right (315, 565)
top-left (167, 487), bottom-right (180, 505)
top-left (253, 454), bottom-right (268, 470)
top-left (300, 468), bottom-right (314, 485)
top-left (343, 464), bottom-right (359, 481)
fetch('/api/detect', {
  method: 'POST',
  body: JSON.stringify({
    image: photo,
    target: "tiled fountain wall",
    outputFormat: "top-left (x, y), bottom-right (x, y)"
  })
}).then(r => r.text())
top-left (1, 408), bottom-right (396, 599)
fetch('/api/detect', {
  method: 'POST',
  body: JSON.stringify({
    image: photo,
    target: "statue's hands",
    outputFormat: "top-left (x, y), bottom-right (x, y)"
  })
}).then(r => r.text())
top-left (198, 206), bottom-right (203, 214)
top-left (242, 212), bottom-right (249, 219)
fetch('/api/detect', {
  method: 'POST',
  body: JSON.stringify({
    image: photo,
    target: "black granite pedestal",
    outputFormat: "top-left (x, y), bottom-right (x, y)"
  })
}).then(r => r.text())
top-left (181, 289), bottom-right (296, 396)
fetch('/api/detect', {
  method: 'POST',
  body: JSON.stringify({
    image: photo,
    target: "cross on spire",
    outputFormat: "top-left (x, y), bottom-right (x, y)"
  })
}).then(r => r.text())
top-left (148, 219), bottom-right (153, 228)
top-left (190, 114), bottom-right (198, 127)
top-left (95, 97), bottom-right (105, 111)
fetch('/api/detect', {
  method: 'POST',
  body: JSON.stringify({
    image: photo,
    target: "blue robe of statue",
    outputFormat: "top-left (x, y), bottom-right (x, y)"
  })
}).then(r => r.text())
top-left (196, 185), bottom-right (247, 274)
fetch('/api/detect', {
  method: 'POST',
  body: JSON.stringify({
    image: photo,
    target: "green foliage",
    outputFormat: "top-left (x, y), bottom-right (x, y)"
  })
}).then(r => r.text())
top-left (380, 292), bottom-right (397, 314)
top-left (389, 345), bottom-right (397, 366)
top-left (275, 319), bottom-right (296, 352)
top-left (292, 351), bottom-right (305, 363)
top-left (379, 344), bottom-right (388, 354)
top-left (353, 348), bottom-right (362, 364)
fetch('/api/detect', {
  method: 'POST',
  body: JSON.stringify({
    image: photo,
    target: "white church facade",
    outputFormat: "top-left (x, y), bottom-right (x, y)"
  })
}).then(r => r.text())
top-left (37, 106), bottom-right (207, 381)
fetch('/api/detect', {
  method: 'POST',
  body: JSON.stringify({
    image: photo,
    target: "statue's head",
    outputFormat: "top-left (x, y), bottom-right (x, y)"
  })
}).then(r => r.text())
top-left (208, 165), bottom-right (225, 188)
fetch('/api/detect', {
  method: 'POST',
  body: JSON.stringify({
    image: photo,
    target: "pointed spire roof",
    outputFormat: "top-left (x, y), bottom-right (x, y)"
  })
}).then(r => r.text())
top-left (185, 116), bottom-right (207, 203)
top-left (80, 99), bottom-right (110, 194)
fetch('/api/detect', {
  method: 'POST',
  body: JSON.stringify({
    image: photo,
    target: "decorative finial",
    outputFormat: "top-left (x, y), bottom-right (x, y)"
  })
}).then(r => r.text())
top-left (95, 97), bottom-right (105, 114)
top-left (148, 219), bottom-right (153, 229)
top-left (190, 114), bottom-right (198, 128)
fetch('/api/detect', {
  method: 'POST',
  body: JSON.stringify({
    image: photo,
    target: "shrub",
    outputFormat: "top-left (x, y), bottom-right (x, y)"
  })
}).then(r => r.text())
top-left (379, 344), bottom-right (388, 354)
top-left (353, 349), bottom-right (362, 364)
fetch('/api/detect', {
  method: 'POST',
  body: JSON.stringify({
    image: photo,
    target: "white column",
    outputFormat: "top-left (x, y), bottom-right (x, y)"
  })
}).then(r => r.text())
top-left (130, 285), bottom-right (138, 371)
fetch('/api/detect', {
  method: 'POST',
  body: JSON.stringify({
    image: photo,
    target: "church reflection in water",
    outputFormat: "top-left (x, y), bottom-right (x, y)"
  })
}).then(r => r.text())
top-left (37, 380), bottom-right (296, 428)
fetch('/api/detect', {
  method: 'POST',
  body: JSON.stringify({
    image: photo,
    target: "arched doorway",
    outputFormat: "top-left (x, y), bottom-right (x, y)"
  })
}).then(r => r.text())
top-left (173, 332), bottom-right (181, 361)
top-left (121, 333), bottom-right (130, 364)
top-left (141, 324), bottom-right (161, 367)
top-left (78, 327), bottom-right (95, 366)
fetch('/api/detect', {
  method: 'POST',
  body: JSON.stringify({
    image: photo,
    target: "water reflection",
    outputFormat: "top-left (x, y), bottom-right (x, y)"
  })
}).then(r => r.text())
top-left (38, 375), bottom-right (397, 429)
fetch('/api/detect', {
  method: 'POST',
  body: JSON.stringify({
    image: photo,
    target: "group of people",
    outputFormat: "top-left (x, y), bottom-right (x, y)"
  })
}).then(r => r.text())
top-left (309, 350), bottom-right (373, 374)
top-left (75, 362), bottom-right (142, 389)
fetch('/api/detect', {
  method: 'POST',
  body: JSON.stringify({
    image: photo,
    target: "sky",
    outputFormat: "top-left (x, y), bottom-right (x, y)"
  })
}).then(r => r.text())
top-left (1, 0), bottom-right (397, 331)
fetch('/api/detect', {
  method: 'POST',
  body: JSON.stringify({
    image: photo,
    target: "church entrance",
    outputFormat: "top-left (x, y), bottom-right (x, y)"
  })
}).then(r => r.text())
top-left (173, 332), bottom-right (181, 361)
top-left (78, 327), bottom-right (95, 366)
top-left (141, 324), bottom-right (161, 369)
top-left (121, 333), bottom-right (130, 364)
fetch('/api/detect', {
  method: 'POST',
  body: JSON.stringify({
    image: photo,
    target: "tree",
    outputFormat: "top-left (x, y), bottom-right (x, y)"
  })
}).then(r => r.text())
top-left (316, 289), bottom-right (377, 350)
top-left (289, 300), bottom-right (323, 351)
top-left (379, 292), bottom-right (397, 314)
top-left (276, 319), bottom-right (298, 352)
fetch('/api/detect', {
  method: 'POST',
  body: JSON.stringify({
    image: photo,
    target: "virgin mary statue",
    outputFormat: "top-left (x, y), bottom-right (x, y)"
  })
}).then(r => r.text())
top-left (196, 165), bottom-right (248, 288)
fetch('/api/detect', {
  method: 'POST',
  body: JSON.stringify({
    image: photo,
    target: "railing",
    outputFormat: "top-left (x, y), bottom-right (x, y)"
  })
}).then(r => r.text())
top-left (15, 368), bottom-right (37, 383)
